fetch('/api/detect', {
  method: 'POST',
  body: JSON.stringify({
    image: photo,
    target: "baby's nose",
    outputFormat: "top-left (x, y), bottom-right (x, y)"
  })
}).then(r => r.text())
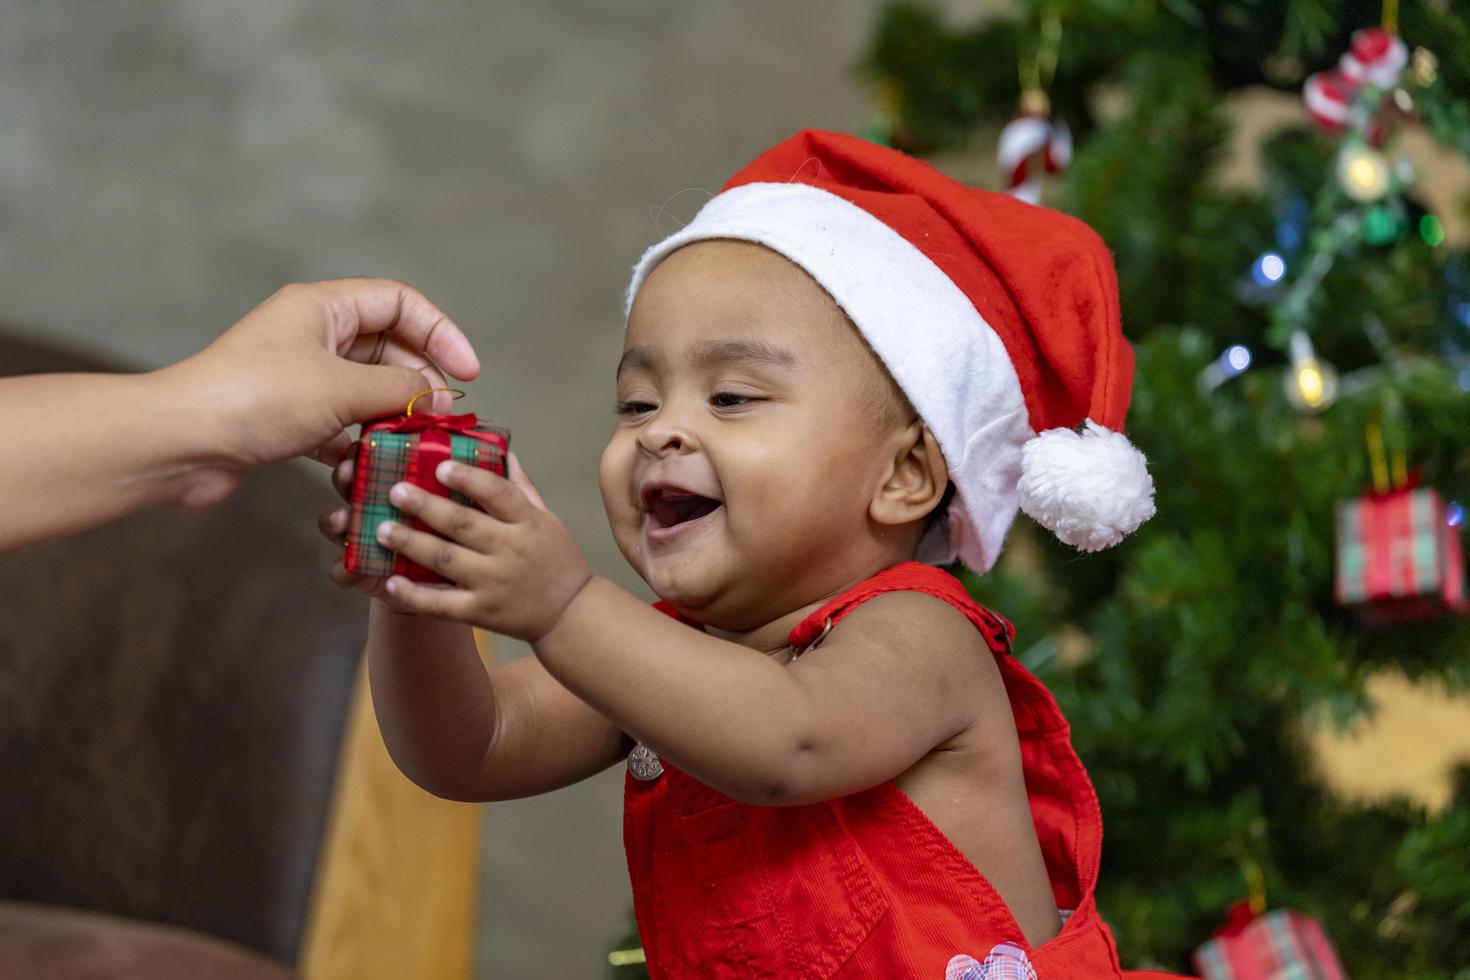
top-left (638, 421), bottom-right (695, 457)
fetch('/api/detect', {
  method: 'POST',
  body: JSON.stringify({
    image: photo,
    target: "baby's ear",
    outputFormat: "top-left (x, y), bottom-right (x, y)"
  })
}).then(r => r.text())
top-left (869, 422), bottom-right (949, 527)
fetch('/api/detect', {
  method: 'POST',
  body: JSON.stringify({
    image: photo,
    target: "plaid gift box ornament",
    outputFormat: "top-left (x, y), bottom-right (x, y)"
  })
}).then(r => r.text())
top-left (344, 387), bottom-right (509, 583)
top-left (1193, 900), bottom-right (1347, 980)
top-left (1334, 423), bottom-right (1466, 623)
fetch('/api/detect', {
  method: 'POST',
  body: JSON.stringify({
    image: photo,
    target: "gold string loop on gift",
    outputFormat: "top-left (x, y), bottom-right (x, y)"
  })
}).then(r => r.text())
top-left (405, 387), bottom-right (467, 418)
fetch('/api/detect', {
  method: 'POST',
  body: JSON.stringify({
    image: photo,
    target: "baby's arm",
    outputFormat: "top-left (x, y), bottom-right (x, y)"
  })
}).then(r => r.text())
top-left (366, 602), bottom-right (632, 802)
top-left (533, 582), bottom-right (994, 806)
top-left (372, 460), bottom-right (993, 806)
top-left (321, 456), bottom-right (629, 803)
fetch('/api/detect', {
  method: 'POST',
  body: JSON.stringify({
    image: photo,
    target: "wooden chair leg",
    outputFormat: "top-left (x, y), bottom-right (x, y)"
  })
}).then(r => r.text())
top-left (299, 631), bottom-right (491, 980)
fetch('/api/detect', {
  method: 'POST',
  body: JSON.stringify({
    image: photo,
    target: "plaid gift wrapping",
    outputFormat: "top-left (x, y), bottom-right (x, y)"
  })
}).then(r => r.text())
top-left (1335, 486), bottom-right (1467, 621)
top-left (344, 412), bottom-right (508, 583)
top-left (1193, 908), bottom-right (1346, 980)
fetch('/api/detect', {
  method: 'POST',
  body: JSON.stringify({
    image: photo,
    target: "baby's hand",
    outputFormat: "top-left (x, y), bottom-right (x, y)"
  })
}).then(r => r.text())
top-left (370, 454), bottom-right (594, 641)
top-left (318, 450), bottom-right (419, 614)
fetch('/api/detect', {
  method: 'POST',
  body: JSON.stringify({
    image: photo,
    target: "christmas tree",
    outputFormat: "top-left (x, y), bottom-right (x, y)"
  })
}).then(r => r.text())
top-left (609, 1), bottom-right (1470, 975)
top-left (862, 0), bottom-right (1470, 974)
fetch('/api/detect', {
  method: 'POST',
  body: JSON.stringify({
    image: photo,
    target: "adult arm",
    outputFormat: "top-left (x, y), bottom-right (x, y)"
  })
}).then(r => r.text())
top-left (0, 278), bottom-right (479, 552)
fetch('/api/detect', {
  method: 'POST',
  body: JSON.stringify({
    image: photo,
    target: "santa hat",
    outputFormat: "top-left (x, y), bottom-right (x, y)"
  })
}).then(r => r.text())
top-left (624, 129), bottom-right (1155, 573)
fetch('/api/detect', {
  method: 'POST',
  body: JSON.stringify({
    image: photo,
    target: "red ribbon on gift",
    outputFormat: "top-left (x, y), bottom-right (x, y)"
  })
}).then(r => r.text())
top-left (376, 411), bottom-right (508, 557)
top-left (352, 386), bottom-right (510, 581)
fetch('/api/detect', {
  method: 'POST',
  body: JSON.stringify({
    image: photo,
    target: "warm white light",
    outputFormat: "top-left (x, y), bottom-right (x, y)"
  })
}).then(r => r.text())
top-left (1296, 363), bottom-right (1325, 407)
top-left (1284, 330), bottom-right (1338, 413)
top-left (1337, 146), bottom-right (1391, 203)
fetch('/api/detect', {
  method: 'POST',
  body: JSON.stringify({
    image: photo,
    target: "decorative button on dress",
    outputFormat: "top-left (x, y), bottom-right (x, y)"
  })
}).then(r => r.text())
top-left (623, 562), bottom-right (1187, 979)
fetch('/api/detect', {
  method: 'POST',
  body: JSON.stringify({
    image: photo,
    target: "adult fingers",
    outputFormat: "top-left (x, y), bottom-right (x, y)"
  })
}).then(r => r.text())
top-left (318, 278), bottom-right (480, 381)
top-left (331, 359), bottom-right (442, 428)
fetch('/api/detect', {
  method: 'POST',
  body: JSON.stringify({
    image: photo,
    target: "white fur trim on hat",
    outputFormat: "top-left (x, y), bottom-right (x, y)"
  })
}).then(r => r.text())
top-left (1017, 420), bottom-right (1156, 551)
top-left (626, 181), bottom-right (1032, 573)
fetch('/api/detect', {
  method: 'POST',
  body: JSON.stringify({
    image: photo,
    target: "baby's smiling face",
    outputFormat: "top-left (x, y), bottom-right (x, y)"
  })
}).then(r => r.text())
top-left (599, 239), bottom-right (933, 630)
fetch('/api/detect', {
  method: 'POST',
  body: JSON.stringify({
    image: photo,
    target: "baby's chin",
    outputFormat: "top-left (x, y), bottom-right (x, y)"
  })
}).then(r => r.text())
top-left (639, 561), bottom-right (720, 612)
top-left (631, 548), bottom-right (737, 619)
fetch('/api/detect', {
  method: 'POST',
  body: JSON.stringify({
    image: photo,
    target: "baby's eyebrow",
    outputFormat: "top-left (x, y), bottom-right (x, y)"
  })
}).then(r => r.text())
top-left (616, 347), bottom-right (652, 378)
top-left (690, 339), bottom-right (798, 370)
top-left (616, 339), bottom-right (798, 378)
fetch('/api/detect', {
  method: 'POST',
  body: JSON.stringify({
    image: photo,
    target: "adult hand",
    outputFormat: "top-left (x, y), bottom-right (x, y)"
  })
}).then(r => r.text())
top-left (175, 277), bottom-right (480, 487)
top-left (1, 278), bottom-right (479, 552)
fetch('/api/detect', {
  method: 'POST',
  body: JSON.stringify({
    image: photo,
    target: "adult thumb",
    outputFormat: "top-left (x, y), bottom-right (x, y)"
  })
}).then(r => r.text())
top-left (336, 360), bottom-right (434, 424)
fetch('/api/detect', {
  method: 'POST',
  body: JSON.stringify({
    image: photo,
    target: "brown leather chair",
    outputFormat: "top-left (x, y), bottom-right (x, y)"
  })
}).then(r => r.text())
top-left (0, 332), bottom-right (482, 980)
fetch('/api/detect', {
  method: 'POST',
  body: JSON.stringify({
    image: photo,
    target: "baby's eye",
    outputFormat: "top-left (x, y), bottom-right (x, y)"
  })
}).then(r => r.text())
top-left (615, 400), bottom-right (657, 417)
top-left (710, 392), bottom-right (753, 409)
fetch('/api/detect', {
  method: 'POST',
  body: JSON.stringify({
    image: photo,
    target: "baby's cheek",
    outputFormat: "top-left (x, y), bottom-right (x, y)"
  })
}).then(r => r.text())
top-left (597, 438), bottom-right (631, 516)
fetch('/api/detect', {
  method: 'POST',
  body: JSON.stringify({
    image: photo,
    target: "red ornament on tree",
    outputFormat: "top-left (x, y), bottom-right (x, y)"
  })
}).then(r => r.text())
top-left (1302, 27), bottom-right (1409, 143)
top-left (1335, 480), bottom-right (1467, 622)
top-left (1193, 900), bottom-right (1347, 980)
top-left (997, 91), bottom-right (1071, 204)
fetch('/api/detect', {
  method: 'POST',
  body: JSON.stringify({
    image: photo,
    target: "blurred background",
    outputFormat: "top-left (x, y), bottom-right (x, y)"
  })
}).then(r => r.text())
top-left (3, 1), bottom-right (1469, 978)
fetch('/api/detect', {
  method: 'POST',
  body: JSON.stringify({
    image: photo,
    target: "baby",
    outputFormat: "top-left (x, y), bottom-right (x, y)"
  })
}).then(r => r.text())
top-left (320, 130), bottom-right (1160, 979)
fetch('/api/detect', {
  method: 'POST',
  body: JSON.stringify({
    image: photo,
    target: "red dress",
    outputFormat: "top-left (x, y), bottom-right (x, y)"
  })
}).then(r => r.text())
top-left (624, 562), bottom-right (1189, 979)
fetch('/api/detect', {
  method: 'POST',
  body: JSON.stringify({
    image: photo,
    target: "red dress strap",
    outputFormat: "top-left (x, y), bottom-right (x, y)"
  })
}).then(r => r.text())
top-left (787, 561), bottom-right (1016, 654)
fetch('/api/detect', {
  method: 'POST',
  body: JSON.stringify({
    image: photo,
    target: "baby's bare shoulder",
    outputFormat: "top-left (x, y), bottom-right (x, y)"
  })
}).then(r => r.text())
top-left (835, 588), bottom-right (990, 658)
top-left (814, 588), bottom-right (999, 697)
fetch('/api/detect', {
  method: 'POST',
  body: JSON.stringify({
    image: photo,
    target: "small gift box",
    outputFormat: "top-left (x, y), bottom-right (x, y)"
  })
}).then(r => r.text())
top-left (1193, 903), bottom-right (1346, 980)
top-left (344, 398), bottom-right (508, 583)
top-left (1334, 484), bottom-right (1467, 623)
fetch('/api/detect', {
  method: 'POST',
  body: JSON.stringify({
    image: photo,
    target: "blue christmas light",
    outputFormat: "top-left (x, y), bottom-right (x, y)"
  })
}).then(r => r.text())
top-left (1448, 501), bottom-right (1464, 528)
top-left (1222, 345), bottom-right (1252, 376)
top-left (1460, 368), bottom-right (1470, 392)
top-left (1456, 301), bottom-right (1470, 328)
top-left (1251, 252), bottom-right (1286, 288)
top-left (1198, 344), bottom-right (1254, 391)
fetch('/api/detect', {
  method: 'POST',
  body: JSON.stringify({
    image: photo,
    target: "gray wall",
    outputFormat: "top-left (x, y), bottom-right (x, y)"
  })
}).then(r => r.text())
top-left (0, 1), bottom-right (993, 974)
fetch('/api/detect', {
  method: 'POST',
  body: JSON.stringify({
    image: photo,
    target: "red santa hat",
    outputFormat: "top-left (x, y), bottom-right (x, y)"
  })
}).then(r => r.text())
top-left (624, 129), bottom-right (1155, 572)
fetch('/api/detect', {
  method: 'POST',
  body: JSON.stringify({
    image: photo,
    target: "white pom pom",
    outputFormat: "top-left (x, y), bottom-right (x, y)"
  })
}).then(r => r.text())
top-left (1017, 419), bottom-right (1156, 552)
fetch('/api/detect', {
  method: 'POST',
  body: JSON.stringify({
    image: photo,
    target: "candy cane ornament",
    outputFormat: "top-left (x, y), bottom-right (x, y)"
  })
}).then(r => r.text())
top-left (997, 112), bottom-right (1071, 205)
top-left (1302, 27), bottom-right (1408, 138)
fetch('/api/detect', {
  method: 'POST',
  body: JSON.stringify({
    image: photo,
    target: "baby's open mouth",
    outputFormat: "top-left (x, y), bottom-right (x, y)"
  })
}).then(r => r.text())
top-left (642, 486), bottom-right (723, 532)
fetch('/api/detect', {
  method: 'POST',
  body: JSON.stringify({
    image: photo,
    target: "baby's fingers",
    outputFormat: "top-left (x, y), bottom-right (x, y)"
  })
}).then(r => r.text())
top-left (436, 461), bottom-right (533, 522)
top-left (319, 506), bottom-right (350, 545)
top-left (388, 480), bottom-right (496, 546)
top-left (507, 453), bottom-right (548, 512)
top-left (376, 520), bottom-right (479, 584)
top-left (383, 576), bottom-right (479, 622)
top-left (309, 429), bottom-right (356, 468)
top-left (332, 456), bottom-right (356, 502)
top-left (328, 562), bottom-right (369, 591)
top-left (326, 561), bottom-right (406, 607)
